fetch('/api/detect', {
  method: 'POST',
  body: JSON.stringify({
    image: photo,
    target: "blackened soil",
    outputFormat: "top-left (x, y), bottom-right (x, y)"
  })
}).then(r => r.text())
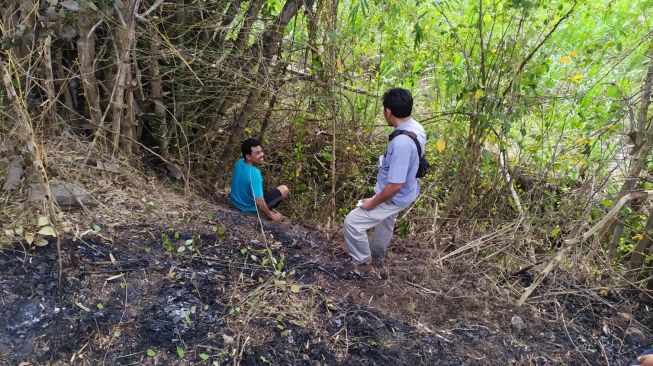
top-left (0, 208), bottom-right (651, 365)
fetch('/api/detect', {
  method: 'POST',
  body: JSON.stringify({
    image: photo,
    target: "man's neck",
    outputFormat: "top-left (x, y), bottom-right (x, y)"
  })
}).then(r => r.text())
top-left (392, 116), bottom-right (412, 128)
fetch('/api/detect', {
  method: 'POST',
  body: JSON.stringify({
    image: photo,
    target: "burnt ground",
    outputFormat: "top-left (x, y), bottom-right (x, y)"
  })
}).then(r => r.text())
top-left (1, 207), bottom-right (652, 365)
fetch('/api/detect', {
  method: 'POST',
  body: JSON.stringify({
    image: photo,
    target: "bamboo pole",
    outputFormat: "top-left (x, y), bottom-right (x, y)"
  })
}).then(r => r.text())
top-left (1, 59), bottom-right (63, 287)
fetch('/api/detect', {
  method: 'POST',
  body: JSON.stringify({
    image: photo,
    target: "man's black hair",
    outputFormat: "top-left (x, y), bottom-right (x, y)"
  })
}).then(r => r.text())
top-left (241, 138), bottom-right (261, 158)
top-left (382, 88), bottom-right (413, 118)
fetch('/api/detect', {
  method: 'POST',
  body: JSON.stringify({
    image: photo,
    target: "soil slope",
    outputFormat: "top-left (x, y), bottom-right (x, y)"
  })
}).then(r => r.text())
top-left (1, 202), bottom-right (652, 365)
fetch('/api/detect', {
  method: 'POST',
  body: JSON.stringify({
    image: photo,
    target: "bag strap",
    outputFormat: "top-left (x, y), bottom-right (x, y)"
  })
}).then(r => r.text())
top-left (389, 130), bottom-right (423, 157)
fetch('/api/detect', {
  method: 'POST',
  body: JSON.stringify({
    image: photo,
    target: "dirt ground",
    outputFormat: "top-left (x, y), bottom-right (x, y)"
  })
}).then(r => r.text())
top-left (1, 142), bottom-right (652, 365)
top-left (1, 201), bottom-right (652, 365)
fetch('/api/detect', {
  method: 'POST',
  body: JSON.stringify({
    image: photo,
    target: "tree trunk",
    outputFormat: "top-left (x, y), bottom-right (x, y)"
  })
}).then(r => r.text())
top-left (600, 46), bottom-right (653, 254)
top-left (216, 0), bottom-right (307, 173)
top-left (111, 0), bottom-right (139, 156)
top-left (608, 222), bottom-right (626, 258)
top-left (15, 0), bottom-right (36, 60)
top-left (234, 0), bottom-right (266, 50)
top-left (445, 120), bottom-right (484, 218)
top-left (213, 0), bottom-right (245, 47)
top-left (41, 35), bottom-right (57, 125)
top-left (213, 0), bottom-right (266, 116)
top-left (218, 88), bottom-right (261, 169)
top-left (122, 64), bottom-right (135, 155)
top-left (148, 39), bottom-right (170, 160)
top-left (629, 210), bottom-right (653, 277)
top-left (76, 9), bottom-right (103, 139)
top-left (326, 0), bottom-right (338, 220)
top-left (258, 95), bottom-right (277, 143)
top-left (54, 48), bottom-right (75, 121)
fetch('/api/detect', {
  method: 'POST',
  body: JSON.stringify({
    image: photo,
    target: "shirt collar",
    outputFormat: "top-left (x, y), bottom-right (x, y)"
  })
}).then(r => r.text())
top-left (388, 118), bottom-right (415, 140)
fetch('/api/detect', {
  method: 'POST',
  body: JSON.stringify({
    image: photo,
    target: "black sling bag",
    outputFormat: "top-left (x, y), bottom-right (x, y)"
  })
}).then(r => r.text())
top-left (388, 130), bottom-right (431, 178)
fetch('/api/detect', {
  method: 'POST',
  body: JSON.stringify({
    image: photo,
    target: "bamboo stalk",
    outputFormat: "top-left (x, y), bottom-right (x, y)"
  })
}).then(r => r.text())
top-left (1, 60), bottom-right (63, 287)
top-left (41, 35), bottom-right (57, 124)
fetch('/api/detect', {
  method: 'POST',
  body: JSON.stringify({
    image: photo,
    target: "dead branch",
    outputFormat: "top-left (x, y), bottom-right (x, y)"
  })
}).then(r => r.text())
top-left (440, 218), bottom-right (523, 261)
top-left (285, 66), bottom-right (378, 97)
top-left (517, 190), bottom-right (653, 306)
top-left (135, 0), bottom-right (164, 21)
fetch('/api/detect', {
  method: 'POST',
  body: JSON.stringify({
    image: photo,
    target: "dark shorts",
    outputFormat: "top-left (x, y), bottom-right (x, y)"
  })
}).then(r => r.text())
top-left (264, 188), bottom-right (283, 209)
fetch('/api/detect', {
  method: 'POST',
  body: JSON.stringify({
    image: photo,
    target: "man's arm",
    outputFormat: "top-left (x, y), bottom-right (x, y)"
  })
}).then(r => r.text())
top-left (255, 198), bottom-right (283, 221)
top-left (361, 183), bottom-right (403, 210)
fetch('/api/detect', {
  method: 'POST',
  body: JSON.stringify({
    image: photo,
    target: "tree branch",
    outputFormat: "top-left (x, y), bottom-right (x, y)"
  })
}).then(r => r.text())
top-left (518, 190), bottom-right (653, 306)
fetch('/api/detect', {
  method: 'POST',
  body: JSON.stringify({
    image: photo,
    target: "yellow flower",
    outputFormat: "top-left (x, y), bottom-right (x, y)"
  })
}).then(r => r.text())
top-left (559, 56), bottom-right (572, 63)
top-left (570, 50), bottom-right (578, 57)
top-left (572, 74), bottom-right (582, 83)
top-left (473, 89), bottom-right (484, 101)
top-left (435, 139), bottom-right (446, 152)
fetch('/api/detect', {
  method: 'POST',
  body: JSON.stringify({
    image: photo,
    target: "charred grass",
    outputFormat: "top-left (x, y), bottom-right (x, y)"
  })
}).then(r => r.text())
top-left (1, 207), bottom-right (651, 365)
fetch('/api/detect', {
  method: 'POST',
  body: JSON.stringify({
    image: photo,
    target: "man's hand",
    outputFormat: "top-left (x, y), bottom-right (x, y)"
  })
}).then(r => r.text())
top-left (360, 198), bottom-right (377, 211)
top-left (638, 354), bottom-right (653, 366)
top-left (269, 211), bottom-right (284, 222)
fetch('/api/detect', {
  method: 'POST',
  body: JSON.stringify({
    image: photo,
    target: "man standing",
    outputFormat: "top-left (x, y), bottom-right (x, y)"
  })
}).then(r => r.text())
top-left (344, 88), bottom-right (427, 265)
top-left (230, 138), bottom-right (289, 221)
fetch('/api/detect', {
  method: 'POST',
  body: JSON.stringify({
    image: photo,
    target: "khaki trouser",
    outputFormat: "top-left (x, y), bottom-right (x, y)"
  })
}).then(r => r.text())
top-left (344, 202), bottom-right (405, 264)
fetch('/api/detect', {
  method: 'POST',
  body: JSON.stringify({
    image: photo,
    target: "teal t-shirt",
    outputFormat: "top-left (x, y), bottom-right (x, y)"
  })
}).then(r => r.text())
top-left (230, 158), bottom-right (264, 212)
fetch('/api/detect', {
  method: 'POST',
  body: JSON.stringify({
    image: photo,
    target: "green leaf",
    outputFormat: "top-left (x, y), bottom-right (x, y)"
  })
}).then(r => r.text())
top-left (290, 284), bottom-right (300, 293)
top-left (550, 226), bottom-right (561, 238)
top-left (162, 233), bottom-right (173, 252)
top-left (147, 348), bottom-right (156, 357)
top-left (606, 85), bottom-right (620, 99)
top-left (91, 223), bottom-right (102, 232)
top-left (215, 224), bottom-right (226, 239)
top-left (176, 346), bottom-right (185, 359)
top-left (199, 353), bottom-right (210, 360)
top-left (97, 303), bottom-right (104, 310)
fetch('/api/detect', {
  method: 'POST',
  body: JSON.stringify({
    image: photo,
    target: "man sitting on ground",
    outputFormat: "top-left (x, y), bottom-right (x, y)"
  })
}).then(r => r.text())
top-left (230, 138), bottom-right (289, 221)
